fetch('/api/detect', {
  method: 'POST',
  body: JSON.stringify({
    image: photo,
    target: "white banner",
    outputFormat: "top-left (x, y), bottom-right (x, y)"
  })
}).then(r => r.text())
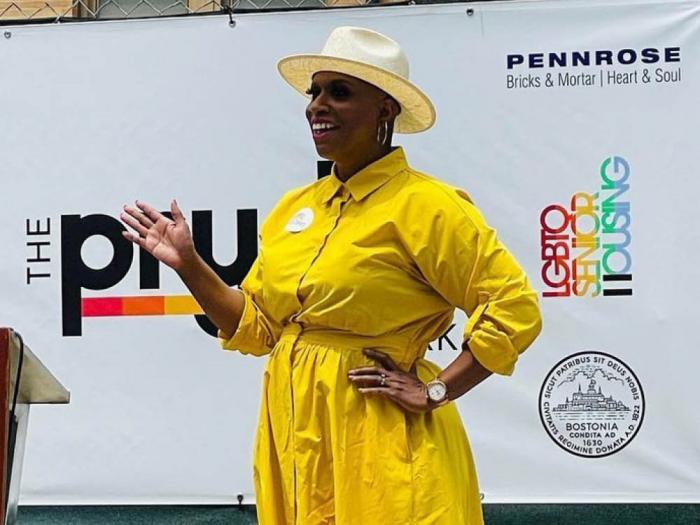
top-left (1, 0), bottom-right (698, 505)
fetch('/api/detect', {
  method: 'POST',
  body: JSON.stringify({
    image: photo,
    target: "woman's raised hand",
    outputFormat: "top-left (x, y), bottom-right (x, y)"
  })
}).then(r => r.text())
top-left (121, 200), bottom-right (196, 272)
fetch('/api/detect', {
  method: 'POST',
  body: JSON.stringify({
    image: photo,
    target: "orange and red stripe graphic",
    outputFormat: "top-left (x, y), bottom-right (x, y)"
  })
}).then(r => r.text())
top-left (82, 295), bottom-right (203, 317)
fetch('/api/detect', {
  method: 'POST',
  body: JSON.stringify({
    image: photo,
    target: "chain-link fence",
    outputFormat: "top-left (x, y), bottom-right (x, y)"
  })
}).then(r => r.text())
top-left (1, 0), bottom-right (471, 23)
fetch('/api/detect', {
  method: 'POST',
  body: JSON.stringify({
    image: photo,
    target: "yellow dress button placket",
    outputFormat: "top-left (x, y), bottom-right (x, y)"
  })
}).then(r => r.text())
top-left (287, 185), bottom-right (351, 524)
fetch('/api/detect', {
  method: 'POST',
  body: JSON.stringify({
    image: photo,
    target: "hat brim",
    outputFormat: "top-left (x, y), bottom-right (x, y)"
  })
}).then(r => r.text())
top-left (277, 54), bottom-right (436, 134)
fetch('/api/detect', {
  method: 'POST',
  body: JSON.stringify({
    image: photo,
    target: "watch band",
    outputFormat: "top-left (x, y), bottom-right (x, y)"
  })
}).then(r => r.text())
top-left (426, 378), bottom-right (449, 405)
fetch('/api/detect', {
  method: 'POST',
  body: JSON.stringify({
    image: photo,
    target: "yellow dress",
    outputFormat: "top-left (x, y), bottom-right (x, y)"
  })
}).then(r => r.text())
top-left (219, 147), bottom-right (542, 525)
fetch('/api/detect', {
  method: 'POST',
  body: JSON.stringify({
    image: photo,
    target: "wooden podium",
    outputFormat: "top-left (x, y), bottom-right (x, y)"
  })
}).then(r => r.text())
top-left (0, 328), bottom-right (70, 525)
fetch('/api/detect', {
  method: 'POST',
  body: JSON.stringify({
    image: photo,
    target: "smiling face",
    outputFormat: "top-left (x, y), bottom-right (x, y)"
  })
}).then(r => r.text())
top-left (305, 71), bottom-right (400, 179)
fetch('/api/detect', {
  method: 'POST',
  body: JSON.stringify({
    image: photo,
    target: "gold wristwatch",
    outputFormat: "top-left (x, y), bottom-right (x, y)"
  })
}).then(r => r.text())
top-left (426, 378), bottom-right (449, 405)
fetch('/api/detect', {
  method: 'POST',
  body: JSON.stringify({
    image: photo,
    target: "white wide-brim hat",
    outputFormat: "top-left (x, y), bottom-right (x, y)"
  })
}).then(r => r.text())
top-left (278, 26), bottom-right (436, 134)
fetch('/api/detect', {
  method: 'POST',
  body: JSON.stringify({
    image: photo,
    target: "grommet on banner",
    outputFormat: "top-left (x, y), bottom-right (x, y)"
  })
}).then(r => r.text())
top-left (3, 31), bottom-right (11, 39)
top-left (236, 493), bottom-right (244, 508)
top-left (227, 6), bottom-right (236, 28)
top-left (466, 8), bottom-right (474, 16)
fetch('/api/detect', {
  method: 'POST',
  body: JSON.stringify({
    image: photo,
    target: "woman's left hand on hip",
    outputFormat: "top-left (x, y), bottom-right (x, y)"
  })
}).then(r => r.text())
top-left (348, 348), bottom-right (432, 413)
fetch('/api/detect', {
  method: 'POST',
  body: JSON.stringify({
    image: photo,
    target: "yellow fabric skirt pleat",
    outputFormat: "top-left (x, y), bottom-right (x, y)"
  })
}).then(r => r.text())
top-left (253, 337), bottom-right (484, 525)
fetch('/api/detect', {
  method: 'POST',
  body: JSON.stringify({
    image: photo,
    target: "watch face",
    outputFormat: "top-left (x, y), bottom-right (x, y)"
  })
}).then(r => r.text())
top-left (428, 381), bottom-right (447, 401)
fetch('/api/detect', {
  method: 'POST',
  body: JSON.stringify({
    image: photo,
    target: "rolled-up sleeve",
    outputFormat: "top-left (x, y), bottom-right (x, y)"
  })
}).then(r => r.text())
top-left (218, 246), bottom-right (279, 357)
top-left (405, 186), bottom-right (542, 376)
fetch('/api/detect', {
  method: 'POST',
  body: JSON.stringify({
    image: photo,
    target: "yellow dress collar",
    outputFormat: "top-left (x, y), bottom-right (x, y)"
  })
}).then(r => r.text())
top-left (321, 147), bottom-right (409, 204)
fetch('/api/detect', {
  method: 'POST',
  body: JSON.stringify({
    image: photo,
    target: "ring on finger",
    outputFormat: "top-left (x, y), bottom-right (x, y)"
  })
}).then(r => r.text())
top-left (380, 374), bottom-right (387, 386)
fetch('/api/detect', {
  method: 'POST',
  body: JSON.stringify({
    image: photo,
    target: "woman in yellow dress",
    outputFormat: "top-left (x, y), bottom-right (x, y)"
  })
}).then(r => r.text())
top-left (121, 26), bottom-right (541, 525)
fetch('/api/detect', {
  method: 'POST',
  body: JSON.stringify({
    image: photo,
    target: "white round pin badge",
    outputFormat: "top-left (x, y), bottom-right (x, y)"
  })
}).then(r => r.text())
top-left (286, 208), bottom-right (314, 233)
